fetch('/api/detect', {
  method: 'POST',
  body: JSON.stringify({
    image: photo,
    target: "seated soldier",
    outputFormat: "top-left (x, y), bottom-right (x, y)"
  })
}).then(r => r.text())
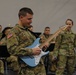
top-left (0, 25), bottom-right (4, 75)
top-left (39, 27), bottom-right (57, 74)
top-left (0, 27), bottom-right (20, 74)
top-left (0, 60), bottom-right (4, 75)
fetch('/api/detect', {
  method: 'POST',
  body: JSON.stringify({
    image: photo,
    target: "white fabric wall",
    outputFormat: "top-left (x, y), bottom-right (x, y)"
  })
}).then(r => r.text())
top-left (0, 0), bottom-right (76, 33)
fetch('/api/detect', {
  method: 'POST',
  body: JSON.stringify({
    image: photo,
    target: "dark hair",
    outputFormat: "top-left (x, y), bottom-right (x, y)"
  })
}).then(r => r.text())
top-left (65, 19), bottom-right (73, 25)
top-left (18, 7), bottom-right (33, 18)
top-left (45, 27), bottom-right (50, 29)
top-left (1, 27), bottom-right (12, 39)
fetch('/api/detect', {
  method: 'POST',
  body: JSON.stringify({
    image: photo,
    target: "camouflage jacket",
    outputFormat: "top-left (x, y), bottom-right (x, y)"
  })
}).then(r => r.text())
top-left (0, 37), bottom-right (7, 45)
top-left (53, 30), bottom-right (76, 56)
top-left (6, 24), bottom-right (36, 56)
top-left (39, 33), bottom-right (55, 43)
top-left (0, 32), bottom-right (6, 45)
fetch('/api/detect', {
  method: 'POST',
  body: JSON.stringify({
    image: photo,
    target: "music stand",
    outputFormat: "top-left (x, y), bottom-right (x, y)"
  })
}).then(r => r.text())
top-left (0, 45), bottom-right (10, 57)
top-left (46, 43), bottom-right (55, 52)
top-left (44, 43), bottom-right (55, 75)
top-left (0, 45), bottom-right (10, 75)
top-left (34, 32), bottom-right (41, 38)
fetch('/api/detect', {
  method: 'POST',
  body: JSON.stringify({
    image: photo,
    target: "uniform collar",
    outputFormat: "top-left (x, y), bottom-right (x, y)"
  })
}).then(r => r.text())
top-left (64, 29), bottom-right (73, 34)
top-left (16, 24), bottom-right (28, 30)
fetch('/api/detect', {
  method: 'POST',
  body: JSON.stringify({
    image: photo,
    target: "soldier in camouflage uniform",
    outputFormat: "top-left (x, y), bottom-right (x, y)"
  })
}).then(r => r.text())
top-left (0, 25), bottom-right (4, 75)
top-left (39, 27), bottom-right (56, 73)
top-left (0, 60), bottom-right (4, 75)
top-left (6, 7), bottom-right (47, 75)
top-left (39, 27), bottom-right (55, 44)
top-left (0, 27), bottom-right (20, 74)
top-left (0, 25), bottom-right (2, 40)
top-left (52, 19), bottom-right (76, 75)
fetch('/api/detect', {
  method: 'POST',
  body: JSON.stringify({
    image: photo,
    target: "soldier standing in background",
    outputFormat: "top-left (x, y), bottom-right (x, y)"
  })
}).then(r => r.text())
top-left (52, 19), bottom-right (76, 75)
top-left (6, 7), bottom-right (48, 75)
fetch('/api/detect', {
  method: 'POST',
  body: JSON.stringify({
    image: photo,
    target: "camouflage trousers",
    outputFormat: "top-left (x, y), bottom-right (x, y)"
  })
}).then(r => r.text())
top-left (56, 55), bottom-right (75, 75)
top-left (49, 51), bottom-right (57, 72)
top-left (0, 60), bottom-right (4, 74)
top-left (0, 56), bottom-right (20, 74)
top-left (6, 55), bottom-right (20, 74)
top-left (19, 63), bottom-right (46, 75)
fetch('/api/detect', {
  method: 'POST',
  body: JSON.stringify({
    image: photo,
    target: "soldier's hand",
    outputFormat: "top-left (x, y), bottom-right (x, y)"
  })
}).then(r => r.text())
top-left (42, 42), bottom-right (49, 50)
top-left (32, 47), bottom-right (41, 55)
top-left (52, 56), bottom-right (57, 61)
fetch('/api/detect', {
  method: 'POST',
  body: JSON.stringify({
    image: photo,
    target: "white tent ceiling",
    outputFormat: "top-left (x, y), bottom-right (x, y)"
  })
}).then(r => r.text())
top-left (0, 0), bottom-right (76, 33)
